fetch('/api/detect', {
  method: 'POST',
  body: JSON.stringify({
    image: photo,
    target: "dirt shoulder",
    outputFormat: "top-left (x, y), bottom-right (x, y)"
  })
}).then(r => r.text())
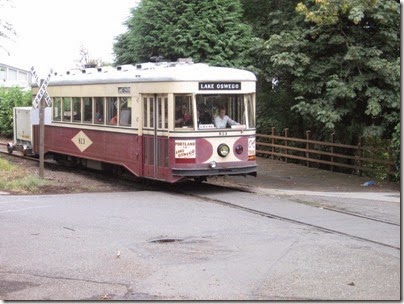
top-left (0, 153), bottom-right (140, 195)
top-left (221, 157), bottom-right (400, 193)
top-left (0, 151), bottom-right (400, 195)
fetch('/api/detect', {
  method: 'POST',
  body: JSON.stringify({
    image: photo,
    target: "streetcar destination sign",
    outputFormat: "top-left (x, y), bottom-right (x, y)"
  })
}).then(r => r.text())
top-left (199, 82), bottom-right (241, 90)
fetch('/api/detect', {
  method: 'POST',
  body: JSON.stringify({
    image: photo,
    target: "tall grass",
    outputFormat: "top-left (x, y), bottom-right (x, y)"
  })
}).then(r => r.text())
top-left (0, 157), bottom-right (46, 193)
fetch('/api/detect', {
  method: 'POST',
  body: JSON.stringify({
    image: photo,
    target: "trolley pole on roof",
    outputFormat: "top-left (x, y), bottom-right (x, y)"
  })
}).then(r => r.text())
top-left (31, 67), bottom-right (53, 179)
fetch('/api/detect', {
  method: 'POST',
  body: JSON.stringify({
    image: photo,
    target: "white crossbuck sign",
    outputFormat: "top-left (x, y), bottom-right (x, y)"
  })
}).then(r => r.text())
top-left (31, 67), bottom-right (53, 109)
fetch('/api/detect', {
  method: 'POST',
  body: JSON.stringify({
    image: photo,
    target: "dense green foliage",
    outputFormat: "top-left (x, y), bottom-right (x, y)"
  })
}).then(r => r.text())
top-left (249, 0), bottom-right (400, 144)
top-left (0, 87), bottom-right (32, 137)
top-left (114, 0), bottom-right (252, 67)
top-left (113, 0), bottom-right (399, 179)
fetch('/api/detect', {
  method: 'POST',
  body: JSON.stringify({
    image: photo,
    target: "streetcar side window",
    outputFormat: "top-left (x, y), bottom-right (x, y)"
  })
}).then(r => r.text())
top-left (174, 95), bottom-right (193, 128)
top-left (62, 97), bottom-right (72, 122)
top-left (83, 97), bottom-right (92, 123)
top-left (164, 97), bottom-right (168, 129)
top-left (53, 97), bottom-right (62, 121)
top-left (72, 97), bottom-right (81, 123)
top-left (94, 97), bottom-right (104, 124)
top-left (246, 94), bottom-right (255, 128)
top-left (157, 97), bottom-right (163, 129)
top-left (119, 97), bottom-right (131, 126)
top-left (155, 96), bottom-right (168, 130)
top-left (143, 96), bottom-right (155, 128)
top-left (106, 97), bottom-right (117, 125)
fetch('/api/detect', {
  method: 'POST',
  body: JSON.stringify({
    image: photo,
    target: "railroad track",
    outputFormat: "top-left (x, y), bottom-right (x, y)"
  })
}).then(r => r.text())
top-left (176, 184), bottom-right (400, 251)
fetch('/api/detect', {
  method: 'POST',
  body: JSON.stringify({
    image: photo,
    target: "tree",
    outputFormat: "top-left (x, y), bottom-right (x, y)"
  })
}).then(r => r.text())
top-left (250, 0), bottom-right (400, 142)
top-left (242, 0), bottom-right (303, 134)
top-left (0, 87), bottom-right (32, 137)
top-left (113, 0), bottom-right (252, 67)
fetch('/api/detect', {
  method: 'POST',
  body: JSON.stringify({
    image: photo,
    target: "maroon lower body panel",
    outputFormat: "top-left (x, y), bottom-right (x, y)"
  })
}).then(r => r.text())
top-left (32, 125), bottom-right (256, 183)
top-left (34, 125), bottom-right (142, 177)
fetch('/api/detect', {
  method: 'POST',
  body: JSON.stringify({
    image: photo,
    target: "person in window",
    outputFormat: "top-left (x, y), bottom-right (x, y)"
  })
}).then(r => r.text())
top-left (175, 104), bottom-right (191, 127)
top-left (198, 105), bottom-right (212, 124)
top-left (109, 115), bottom-right (117, 125)
top-left (214, 106), bottom-right (239, 128)
top-left (95, 111), bottom-right (103, 123)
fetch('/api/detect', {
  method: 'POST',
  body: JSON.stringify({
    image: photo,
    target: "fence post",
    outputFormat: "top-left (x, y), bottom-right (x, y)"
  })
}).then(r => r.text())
top-left (356, 137), bottom-right (363, 176)
top-left (284, 128), bottom-right (289, 163)
top-left (306, 130), bottom-right (311, 167)
top-left (387, 142), bottom-right (393, 181)
top-left (271, 127), bottom-right (275, 160)
top-left (330, 132), bottom-right (335, 172)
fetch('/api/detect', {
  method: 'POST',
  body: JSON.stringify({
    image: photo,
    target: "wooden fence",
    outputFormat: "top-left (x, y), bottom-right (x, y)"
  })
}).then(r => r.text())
top-left (256, 128), bottom-right (395, 180)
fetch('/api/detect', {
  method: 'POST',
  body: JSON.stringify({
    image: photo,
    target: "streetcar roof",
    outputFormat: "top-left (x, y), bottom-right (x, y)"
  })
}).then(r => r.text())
top-left (43, 61), bottom-right (257, 87)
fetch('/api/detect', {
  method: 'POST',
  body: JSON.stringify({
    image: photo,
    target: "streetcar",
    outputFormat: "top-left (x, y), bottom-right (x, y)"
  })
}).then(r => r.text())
top-left (21, 59), bottom-right (257, 183)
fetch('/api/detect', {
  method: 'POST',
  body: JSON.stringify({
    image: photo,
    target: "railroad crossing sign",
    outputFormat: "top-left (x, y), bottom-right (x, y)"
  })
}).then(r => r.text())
top-left (31, 66), bottom-right (53, 108)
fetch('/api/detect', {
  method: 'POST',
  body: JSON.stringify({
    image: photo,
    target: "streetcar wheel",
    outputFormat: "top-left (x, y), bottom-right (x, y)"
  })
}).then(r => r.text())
top-left (6, 143), bottom-right (13, 154)
top-left (194, 177), bottom-right (206, 183)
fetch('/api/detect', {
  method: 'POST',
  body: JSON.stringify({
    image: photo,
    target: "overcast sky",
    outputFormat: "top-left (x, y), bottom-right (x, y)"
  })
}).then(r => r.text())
top-left (1, 0), bottom-right (139, 76)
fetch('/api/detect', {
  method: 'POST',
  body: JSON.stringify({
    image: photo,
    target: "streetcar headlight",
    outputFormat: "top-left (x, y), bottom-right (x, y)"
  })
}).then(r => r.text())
top-left (217, 144), bottom-right (230, 157)
top-left (235, 144), bottom-right (243, 155)
top-left (210, 161), bottom-right (217, 168)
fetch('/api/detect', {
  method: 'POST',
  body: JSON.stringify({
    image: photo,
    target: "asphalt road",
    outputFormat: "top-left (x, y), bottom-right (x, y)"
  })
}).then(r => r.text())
top-left (0, 187), bottom-right (400, 300)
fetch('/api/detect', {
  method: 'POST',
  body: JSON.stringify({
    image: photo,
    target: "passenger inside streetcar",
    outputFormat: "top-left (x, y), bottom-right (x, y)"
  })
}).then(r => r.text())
top-left (198, 104), bottom-right (212, 124)
top-left (109, 115), bottom-right (117, 125)
top-left (214, 106), bottom-right (239, 128)
top-left (175, 104), bottom-right (192, 127)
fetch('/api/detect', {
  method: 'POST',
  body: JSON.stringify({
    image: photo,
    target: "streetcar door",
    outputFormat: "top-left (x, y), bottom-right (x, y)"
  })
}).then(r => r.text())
top-left (142, 94), bottom-right (169, 180)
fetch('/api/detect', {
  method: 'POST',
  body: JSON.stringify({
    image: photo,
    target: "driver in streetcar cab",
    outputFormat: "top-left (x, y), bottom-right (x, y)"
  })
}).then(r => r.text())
top-left (214, 106), bottom-right (239, 128)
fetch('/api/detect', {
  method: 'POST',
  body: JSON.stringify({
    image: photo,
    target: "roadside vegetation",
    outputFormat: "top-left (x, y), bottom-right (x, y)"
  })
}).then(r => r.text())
top-left (0, 156), bottom-right (47, 194)
top-left (0, 86), bottom-right (32, 137)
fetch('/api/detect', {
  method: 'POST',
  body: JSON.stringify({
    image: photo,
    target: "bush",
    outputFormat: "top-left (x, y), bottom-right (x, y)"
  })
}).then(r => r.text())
top-left (0, 87), bottom-right (32, 137)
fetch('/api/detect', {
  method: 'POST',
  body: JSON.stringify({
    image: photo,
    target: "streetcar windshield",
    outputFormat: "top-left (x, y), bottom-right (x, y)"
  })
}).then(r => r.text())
top-left (196, 94), bottom-right (254, 129)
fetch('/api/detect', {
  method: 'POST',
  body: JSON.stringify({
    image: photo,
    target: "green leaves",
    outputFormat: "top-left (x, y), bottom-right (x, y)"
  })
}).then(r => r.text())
top-left (113, 0), bottom-right (252, 67)
top-left (250, 0), bottom-right (399, 143)
top-left (0, 87), bottom-right (32, 137)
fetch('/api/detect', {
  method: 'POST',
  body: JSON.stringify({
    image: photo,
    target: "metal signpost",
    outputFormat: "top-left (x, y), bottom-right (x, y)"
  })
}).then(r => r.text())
top-left (31, 67), bottom-right (53, 178)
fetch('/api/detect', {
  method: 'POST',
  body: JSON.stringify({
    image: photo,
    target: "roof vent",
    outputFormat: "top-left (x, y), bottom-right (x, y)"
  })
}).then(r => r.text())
top-left (136, 64), bottom-right (142, 69)
top-left (150, 56), bottom-right (163, 62)
top-left (116, 64), bottom-right (137, 72)
top-left (178, 57), bottom-right (193, 64)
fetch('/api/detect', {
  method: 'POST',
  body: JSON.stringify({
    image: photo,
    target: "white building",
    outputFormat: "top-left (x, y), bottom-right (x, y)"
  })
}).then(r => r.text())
top-left (0, 63), bottom-right (32, 88)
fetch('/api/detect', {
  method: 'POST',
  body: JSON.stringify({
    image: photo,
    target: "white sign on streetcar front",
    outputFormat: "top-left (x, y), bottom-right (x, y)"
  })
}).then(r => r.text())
top-left (175, 140), bottom-right (196, 159)
top-left (248, 137), bottom-right (256, 156)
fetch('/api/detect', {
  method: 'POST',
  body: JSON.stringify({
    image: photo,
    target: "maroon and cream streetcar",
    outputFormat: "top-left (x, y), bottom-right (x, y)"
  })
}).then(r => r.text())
top-left (16, 59), bottom-right (257, 183)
